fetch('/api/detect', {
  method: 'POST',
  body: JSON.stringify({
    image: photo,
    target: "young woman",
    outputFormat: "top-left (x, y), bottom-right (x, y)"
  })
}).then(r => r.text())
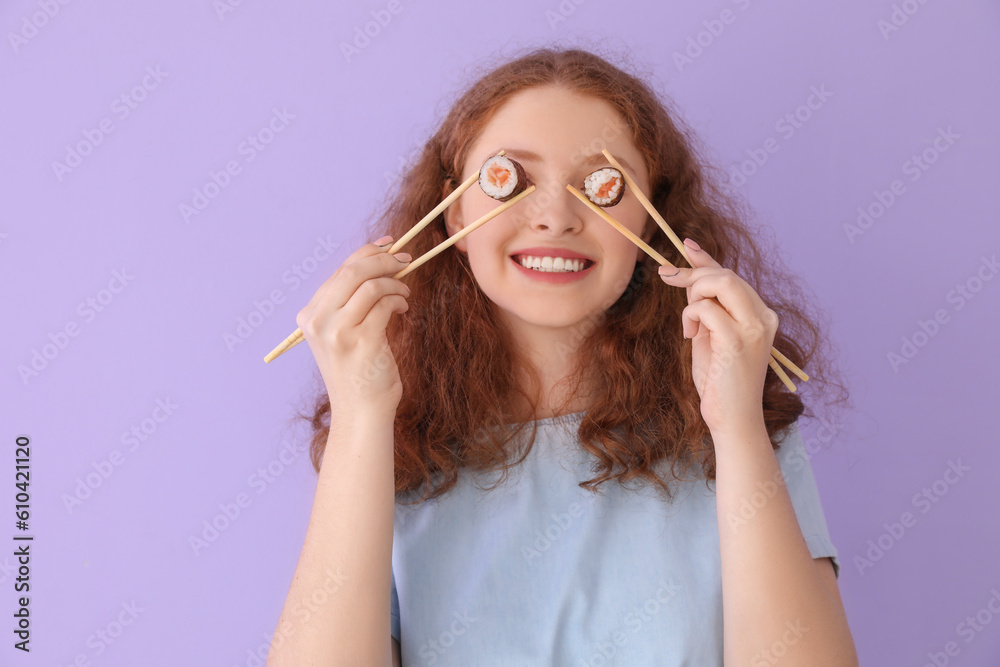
top-left (268, 47), bottom-right (858, 666)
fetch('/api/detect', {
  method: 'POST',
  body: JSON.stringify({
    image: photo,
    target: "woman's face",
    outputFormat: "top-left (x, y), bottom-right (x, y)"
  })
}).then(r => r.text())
top-left (444, 85), bottom-right (654, 334)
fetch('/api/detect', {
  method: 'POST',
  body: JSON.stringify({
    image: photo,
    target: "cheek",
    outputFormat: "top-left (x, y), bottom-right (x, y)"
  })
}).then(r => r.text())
top-left (601, 230), bottom-right (642, 264)
top-left (465, 235), bottom-right (507, 275)
top-left (599, 199), bottom-right (646, 239)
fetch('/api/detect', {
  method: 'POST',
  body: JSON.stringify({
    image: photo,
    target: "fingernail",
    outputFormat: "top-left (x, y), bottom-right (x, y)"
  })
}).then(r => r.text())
top-left (659, 265), bottom-right (680, 277)
top-left (375, 235), bottom-right (393, 247)
top-left (394, 252), bottom-right (412, 263)
top-left (683, 237), bottom-right (701, 252)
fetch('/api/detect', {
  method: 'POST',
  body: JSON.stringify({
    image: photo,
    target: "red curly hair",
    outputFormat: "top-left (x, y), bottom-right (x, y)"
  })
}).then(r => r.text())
top-left (295, 45), bottom-right (850, 505)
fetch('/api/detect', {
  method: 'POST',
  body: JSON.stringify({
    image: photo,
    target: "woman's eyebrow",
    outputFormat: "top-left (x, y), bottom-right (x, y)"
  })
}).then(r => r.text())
top-left (497, 147), bottom-right (636, 175)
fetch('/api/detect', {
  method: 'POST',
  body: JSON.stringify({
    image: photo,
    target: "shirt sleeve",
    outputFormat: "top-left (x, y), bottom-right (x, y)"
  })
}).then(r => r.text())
top-left (773, 419), bottom-right (842, 579)
top-left (390, 565), bottom-right (401, 641)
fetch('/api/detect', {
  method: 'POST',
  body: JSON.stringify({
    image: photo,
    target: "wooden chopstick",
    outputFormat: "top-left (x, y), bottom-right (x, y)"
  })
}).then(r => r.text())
top-left (391, 184), bottom-right (535, 279)
top-left (263, 150), bottom-right (506, 363)
top-left (600, 149), bottom-right (695, 267)
top-left (264, 182), bottom-right (536, 363)
top-left (599, 149), bottom-right (810, 385)
top-left (565, 184), bottom-right (799, 393)
top-left (384, 149), bottom-right (507, 257)
top-left (264, 152), bottom-right (509, 363)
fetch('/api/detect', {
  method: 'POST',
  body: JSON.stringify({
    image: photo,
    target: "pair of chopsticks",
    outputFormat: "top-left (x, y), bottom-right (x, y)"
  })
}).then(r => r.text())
top-left (266, 147), bottom-right (809, 394)
top-left (564, 149), bottom-right (809, 393)
top-left (264, 150), bottom-right (536, 363)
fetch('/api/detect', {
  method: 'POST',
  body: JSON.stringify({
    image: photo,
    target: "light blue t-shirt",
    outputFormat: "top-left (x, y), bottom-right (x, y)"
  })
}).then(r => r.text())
top-left (390, 411), bottom-right (840, 665)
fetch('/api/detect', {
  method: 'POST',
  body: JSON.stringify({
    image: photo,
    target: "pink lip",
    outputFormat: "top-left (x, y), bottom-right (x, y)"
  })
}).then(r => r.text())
top-left (509, 255), bottom-right (596, 283)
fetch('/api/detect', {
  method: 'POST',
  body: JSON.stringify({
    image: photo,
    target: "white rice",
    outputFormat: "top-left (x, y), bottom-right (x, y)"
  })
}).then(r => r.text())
top-left (479, 155), bottom-right (519, 199)
top-left (584, 168), bottom-right (623, 206)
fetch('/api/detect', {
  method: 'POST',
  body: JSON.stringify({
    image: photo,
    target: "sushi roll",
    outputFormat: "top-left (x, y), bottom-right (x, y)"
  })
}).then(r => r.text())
top-left (584, 167), bottom-right (625, 207)
top-left (479, 154), bottom-right (527, 201)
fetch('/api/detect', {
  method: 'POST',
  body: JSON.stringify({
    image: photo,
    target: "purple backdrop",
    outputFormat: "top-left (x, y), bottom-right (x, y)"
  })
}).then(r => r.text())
top-left (3, 0), bottom-right (999, 665)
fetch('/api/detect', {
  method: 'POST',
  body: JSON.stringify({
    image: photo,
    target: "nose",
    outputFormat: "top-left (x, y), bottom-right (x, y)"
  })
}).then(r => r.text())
top-left (519, 177), bottom-right (587, 234)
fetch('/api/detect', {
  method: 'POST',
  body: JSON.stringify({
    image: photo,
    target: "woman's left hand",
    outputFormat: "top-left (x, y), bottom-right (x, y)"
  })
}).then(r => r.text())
top-left (659, 238), bottom-right (778, 433)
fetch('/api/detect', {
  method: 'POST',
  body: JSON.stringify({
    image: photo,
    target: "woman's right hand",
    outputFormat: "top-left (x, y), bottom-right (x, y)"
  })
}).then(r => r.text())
top-left (295, 236), bottom-right (412, 417)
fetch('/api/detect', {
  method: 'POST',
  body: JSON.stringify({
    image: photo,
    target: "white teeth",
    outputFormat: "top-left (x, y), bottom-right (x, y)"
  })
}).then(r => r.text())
top-left (516, 255), bottom-right (589, 273)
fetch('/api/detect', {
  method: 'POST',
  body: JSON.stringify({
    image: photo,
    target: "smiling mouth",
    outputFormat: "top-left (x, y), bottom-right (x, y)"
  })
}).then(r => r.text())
top-left (510, 254), bottom-right (596, 273)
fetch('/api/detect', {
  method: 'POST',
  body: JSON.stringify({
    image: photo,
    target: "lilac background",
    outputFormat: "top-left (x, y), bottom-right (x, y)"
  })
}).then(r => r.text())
top-left (2, 0), bottom-right (998, 664)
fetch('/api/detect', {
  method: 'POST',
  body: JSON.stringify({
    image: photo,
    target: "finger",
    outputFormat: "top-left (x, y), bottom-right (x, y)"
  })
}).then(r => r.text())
top-left (308, 236), bottom-right (399, 306)
top-left (685, 272), bottom-right (758, 325)
top-left (341, 235), bottom-right (398, 268)
top-left (354, 291), bottom-right (410, 343)
top-left (659, 264), bottom-right (719, 309)
top-left (659, 265), bottom-right (717, 287)
top-left (682, 298), bottom-right (740, 344)
top-left (683, 237), bottom-right (722, 269)
top-left (312, 250), bottom-right (412, 315)
top-left (339, 275), bottom-right (411, 330)
top-left (661, 236), bottom-right (722, 295)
